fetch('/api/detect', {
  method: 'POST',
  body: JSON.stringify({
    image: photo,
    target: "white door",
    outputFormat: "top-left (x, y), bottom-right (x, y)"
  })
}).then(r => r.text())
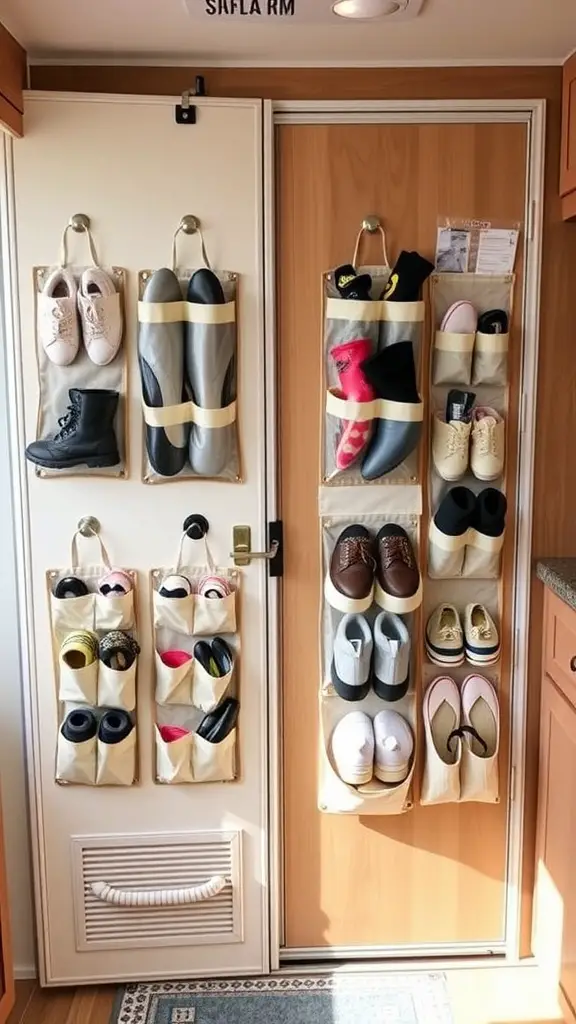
top-left (6, 93), bottom-right (270, 984)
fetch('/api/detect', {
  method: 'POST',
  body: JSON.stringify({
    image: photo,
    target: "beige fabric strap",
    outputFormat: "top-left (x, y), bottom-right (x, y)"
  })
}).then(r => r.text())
top-left (143, 400), bottom-right (237, 429)
top-left (172, 222), bottom-right (212, 272)
top-left (174, 532), bottom-right (217, 573)
top-left (352, 224), bottom-right (389, 269)
top-left (467, 528), bottom-right (505, 553)
top-left (475, 331), bottom-right (509, 353)
top-left (326, 297), bottom-right (424, 324)
top-left (60, 222), bottom-right (99, 268)
top-left (428, 520), bottom-right (468, 553)
top-left (70, 530), bottom-right (111, 572)
top-left (326, 389), bottom-right (423, 423)
top-left (138, 300), bottom-right (235, 325)
top-left (434, 331), bottom-right (476, 353)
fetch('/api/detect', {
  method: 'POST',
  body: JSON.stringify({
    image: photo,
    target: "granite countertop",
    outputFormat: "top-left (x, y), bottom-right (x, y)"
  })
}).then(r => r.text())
top-left (537, 558), bottom-right (576, 612)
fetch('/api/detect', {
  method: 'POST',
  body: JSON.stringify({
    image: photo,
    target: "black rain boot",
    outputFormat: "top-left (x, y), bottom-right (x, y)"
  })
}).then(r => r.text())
top-left (25, 388), bottom-right (120, 470)
top-left (360, 341), bottom-right (423, 479)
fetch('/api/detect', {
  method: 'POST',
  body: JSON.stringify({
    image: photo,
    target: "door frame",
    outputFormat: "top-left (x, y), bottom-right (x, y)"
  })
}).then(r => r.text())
top-left (265, 98), bottom-right (546, 968)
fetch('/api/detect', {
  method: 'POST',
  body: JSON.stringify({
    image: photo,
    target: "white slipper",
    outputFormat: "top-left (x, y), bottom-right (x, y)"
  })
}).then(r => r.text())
top-left (37, 267), bottom-right (80, 366)
top-left (460, 674), bottom-right (500, 803)
top-left (79, 267), bottom-right (123, 366)
top-left (421, 675), bottom-right (462, 804)
top-left (330, 711), bottom-right (374, 787)
top-left (373, 710), bottom-right (413, 784)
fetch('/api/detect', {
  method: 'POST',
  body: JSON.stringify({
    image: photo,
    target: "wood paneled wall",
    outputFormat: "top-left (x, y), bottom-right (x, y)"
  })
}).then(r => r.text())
top-left (29, 63), bottom-right (576, 954)
top-left (0, 23), bottom-right (25, 136)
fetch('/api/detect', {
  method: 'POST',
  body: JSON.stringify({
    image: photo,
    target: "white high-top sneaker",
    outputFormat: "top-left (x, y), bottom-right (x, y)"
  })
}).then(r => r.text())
top-left (470, 407), bottom-right (505, 481)
top-left (432, 413), bottom-right (471, 481)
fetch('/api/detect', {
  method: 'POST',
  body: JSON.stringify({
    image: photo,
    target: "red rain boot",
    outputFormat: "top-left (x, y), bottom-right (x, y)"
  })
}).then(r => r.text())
top-left (331, 339), bottom-right (375, 471)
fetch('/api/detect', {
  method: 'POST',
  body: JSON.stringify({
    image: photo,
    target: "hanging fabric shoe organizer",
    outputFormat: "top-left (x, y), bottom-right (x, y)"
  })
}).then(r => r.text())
top-left (26, 214), bottom-right (127, 478)
top-left (151, 515), bottom-right (240, 784)
top-left (322, 222), bottom-right (433, 488)
top-left (49, 518), bottom-right (139, 787)
top-left (138, 216), bottom-right (240, 483)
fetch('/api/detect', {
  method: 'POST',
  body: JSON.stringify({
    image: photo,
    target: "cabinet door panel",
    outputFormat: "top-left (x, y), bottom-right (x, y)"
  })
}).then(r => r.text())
top-left (536, 674), bottom-right (576, 1018)
top-left (561, 54), bottom-right (576, 197)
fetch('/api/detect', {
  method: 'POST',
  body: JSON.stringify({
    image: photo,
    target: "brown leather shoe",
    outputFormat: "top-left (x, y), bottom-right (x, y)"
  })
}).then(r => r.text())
top-left (325, 525), bottom-right (375, 613)
top-left (375, 524), bottom-right (422, 613)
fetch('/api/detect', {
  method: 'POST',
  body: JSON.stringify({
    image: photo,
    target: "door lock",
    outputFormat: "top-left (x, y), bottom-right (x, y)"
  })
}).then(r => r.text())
top-left (231, 523), bottom-right (283, 576)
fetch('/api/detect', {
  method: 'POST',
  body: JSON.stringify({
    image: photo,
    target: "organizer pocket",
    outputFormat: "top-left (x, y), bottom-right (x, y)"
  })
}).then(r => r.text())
top-left (153, 591), bottom-right (194, 635)
top-left (460, 748), bottom-right (499, 803)
top-left (432, 332), bottom-right (475, 385)
top-left (58, 659), bottom-right (98, 704)
top-left (56, 734), bottom-right (96, 786)
top-left (50, 592), bottom-right (94, 633)
top-left (380, 300), bottom-right (425, 348)
top-left (98, 660), bottom-right (137, 711)
top-left (421, 757), bottom-right (460, 805)
top-left (193, 592), bottom-right (237, 636)
top-left (192, 661), bottom-right (233, 714)
top-left (472, 332), bottom-right (509, 386)
top-left (463, 531), bottom-right (504, 579)
top-left (428, 521), bottom-right (466, 578)
top-left (155, 651), bottom-right (194, 705)
top-left (94, 590), bottom-right (135, 631)
top-left (192, 730), bottom-right (237, 783)
top-left (97, 730), bottom-right (136, 786)
top-left (155, 726), bottom-right (194, 784)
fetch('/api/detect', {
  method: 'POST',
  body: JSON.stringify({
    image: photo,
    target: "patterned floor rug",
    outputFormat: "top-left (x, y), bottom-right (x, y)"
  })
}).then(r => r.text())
top-left (113, 973), bottom-right (453, 1024)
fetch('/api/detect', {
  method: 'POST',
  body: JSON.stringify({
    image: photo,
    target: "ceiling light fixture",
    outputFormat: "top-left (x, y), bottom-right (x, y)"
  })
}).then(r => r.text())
top-left (332, 0), bottom-right (403, 19)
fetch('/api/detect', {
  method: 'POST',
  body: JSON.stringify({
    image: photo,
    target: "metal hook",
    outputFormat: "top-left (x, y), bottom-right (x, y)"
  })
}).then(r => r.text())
top-left (183, 514), bottom-right (209, 540)
top-left (77, 516), bottom-right (101, 538)
top-left (69, 214), bottom-right (91, 234)
top-left (362, 215), bottom-right (381, 233)
top-left (179, 215), bottom-right (200, 236)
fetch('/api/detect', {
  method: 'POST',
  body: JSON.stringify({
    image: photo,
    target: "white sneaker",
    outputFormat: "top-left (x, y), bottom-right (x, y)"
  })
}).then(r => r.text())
top-left (37, 268), bottom-right (80, 366)
top-left (460, 674), bottom-right (499, 803)
top-left (78, 268), bottom-right (123, 366)
top-left (421, 675), bottom-right (462, 804)
top-left (425, 604), bottom-right (465, 666)
top-left (432, 413), bottom-right (471, 481)
top-left (470, 407), bottom-right (505, 481)
top-left (373, 710), bottom-right (413, 784)
top-left (330, 711), bottom-right (374, 786)
top-left (463, 603), bottom-right (500, 665)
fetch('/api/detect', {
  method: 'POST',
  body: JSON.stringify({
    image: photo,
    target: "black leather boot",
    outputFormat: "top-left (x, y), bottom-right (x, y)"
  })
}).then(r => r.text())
top-left (25, 388), bottom-right (120, 470)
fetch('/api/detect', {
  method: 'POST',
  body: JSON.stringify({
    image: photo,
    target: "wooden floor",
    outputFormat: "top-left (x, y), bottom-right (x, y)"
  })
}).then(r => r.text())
top-left (6, 965), bottom-right (565, 1024)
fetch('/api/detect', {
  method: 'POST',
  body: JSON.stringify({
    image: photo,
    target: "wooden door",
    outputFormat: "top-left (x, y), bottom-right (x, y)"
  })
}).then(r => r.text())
top-left (536, 674), bottom-right (576, 1020)
top-left (278, 121), bottom-right (527, 951)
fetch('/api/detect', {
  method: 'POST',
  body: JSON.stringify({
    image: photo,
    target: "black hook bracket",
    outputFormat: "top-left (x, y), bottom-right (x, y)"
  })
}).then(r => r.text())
top-left (183, 514), bottom-right (209, 540)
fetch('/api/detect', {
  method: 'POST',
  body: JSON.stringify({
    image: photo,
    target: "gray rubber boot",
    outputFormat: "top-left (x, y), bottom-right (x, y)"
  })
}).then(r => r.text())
top-left (138, 268), bottom-right (188, 477)
top-left (186, 269), bottom-right (236, 478)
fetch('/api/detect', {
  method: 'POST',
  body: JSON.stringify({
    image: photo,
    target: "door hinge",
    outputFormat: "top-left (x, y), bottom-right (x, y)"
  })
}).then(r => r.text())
top-left (268, 521), bottom-right (284, 578)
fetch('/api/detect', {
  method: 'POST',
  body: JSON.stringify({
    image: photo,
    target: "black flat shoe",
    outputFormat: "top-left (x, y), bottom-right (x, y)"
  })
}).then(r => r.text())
top-left (196, 697), bottom-right (239, 743)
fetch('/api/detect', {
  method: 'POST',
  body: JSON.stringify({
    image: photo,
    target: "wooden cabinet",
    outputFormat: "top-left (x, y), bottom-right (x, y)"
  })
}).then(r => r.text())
top-left (561, 53), bottom-right (576, 221)
top-left (0, 21), bottom-right (25, 138)
top-left (535, 588), bottom-right (576, 1022)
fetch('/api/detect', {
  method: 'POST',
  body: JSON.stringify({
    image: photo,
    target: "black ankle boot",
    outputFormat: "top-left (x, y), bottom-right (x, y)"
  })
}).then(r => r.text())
top-left (25, 389), bottom-right (120, 470)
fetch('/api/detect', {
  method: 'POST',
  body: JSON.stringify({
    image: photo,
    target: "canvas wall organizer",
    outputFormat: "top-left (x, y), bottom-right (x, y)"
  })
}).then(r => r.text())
top-left (317, 219), bottom-right (433, 816)
top-left (49, 519), bottom-right (139, 787)
top-left (25, 215), bottom-right (127, 479)
top-left (420, 271), bottom-right (514, 807)
top-left (151, 516), bottom-right (240, 784)
top-left (321, 224), bottom-right (434, 488)
top-left (138, 216), bottom-right (240, 483)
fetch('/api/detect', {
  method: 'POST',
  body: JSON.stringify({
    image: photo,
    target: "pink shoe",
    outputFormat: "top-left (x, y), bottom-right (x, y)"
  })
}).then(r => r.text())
top-left (331, 339), bottom-right (375, 471)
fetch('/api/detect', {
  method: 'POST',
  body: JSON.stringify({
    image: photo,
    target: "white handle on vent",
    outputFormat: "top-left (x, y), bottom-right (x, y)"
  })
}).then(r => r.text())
top-left (90, 874), bottom-right (227, 906)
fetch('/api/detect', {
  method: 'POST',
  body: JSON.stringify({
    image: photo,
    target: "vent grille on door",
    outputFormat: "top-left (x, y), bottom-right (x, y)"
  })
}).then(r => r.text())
top-left (71, 830), bottom-right (242, 951)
